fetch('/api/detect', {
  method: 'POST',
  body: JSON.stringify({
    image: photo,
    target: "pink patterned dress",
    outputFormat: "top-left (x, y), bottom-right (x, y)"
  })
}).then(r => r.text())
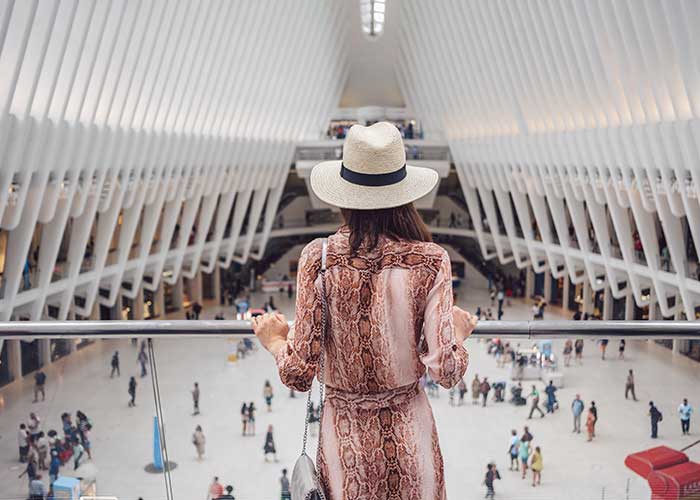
top-left (276, 229), bottom-right (469, 500)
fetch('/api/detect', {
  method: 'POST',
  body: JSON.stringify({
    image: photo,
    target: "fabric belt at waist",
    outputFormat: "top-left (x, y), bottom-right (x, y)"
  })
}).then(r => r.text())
top-left (325, 381), bottom-right (421, 411)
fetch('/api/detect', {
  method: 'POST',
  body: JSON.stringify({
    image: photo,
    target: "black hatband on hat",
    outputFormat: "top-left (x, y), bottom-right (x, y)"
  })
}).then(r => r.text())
top-left (340, 164), bottom-right (407, 187)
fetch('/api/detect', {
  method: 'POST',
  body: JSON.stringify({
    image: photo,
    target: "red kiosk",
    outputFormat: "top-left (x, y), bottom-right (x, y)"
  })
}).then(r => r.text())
top-left (625, 446), bottom-right (700, 500)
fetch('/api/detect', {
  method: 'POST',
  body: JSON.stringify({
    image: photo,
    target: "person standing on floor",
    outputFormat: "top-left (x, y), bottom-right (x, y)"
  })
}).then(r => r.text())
top-left (35, 432), bottom-right (48, 470)
top-left (263, 380), bottom-right (274, 412)
top-left (544, 380), bottom-right (557, 413)
top-left (472, 374), bottom-right (481, 405)
top-left (280, 468), bottom-right (291, 500)
top-left (625, 369), bottom-right (637, 401)
top-left (457, 378), bottom-right (467, 406)
top-left (110, 351), bottom-right (120, 378)
top-left (206, 476), bottom-right (224, 500)
top-left (679, 398), bottom-right (693, 435)
top-left (192, 301), bottom-right (202, 320)
top-left (563, 340), bottom-right (573, 367)
top-left (530, 446), bottom-right (543, 487)
top-left (590, 401), bottom-right (598, 437)
top-left (519, 434), bottom-right (531, 480)
top-left (508, 429), bottom-right (520, 471)
top-left (528, 385), bottom-right (545, 419)
top-left (480, 377), bottom-right (491, 407)
top-left (240, 403), bottom-right (249, 436)
top-left (128, 377), bottom-right (137, 407)
top-left (192, 425), bottom-right (206, 460)
top-left (33, 370), bottom-right (46, 403)
top-left (192, 382), bottom-right (200, 416)
top-left (571, 394), bottom-right (585, 434)
top-left (263, 425), bottom-right (277, 462)
top-left (28, 472), bottom-right (46, 500)
top-left (484, 462), bottom-right (501, 499)
top-left (649, 401), bottom-right (663, 439)
top-left (252, 123), bottom-right (475, 499)
top-left (137, 348), bottom-right (148, 378)
top-left (18, 423), bottom-right (29, 463)
top-left (49, 450), bottom-right (60, 483)
top-left (599, 339), bottom-right (609, 360)
top-left (586, 407), bottom-right (596, 442)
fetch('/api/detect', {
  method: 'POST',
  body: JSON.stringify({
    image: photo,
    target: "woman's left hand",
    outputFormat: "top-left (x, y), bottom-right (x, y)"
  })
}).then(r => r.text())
top-left (252, 312), bottom-right (290, 355)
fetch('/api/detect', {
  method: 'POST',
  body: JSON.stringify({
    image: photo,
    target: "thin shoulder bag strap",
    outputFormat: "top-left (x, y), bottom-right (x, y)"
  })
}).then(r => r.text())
top-left (300, 238), bottom-right (328, 459)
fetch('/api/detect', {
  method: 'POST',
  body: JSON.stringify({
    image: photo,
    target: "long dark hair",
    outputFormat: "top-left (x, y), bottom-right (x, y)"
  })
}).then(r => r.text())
top-left (340, 203), bottom-right (431, 253)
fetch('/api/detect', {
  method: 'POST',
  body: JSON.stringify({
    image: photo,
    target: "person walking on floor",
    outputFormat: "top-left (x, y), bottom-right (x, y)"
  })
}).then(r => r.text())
top-left (544, 380), bottom-right (557, 413)
top-left (110, 351), bottom-right (120, 378)
top-left (137, 348), bottom-right (148, 378)
top-left (192, 382), bottom-right (200, 415)
top-left (530, 446), bottom-right (543, 487)
top-left (484, 462), bottom-right (501, 499)
top-left (240, 403), bottom-right (249, 436)
top-left (33, 370), bottom-right (46, 403)
top-left (599, 339), bottom-right (609, 360)
top-left (574, 339), bottom-right (584, 365)
top-left (625, 369), bottom-right (637, 401)
top-left (508, 429), bottom-right (520, 471)
top-left (128, 377), bottom-right (137, 407)
top-left (618, 339), bottom-right (626, 360)
top-left (280, 468), bottom-right (291, 500)
top-left (263, 380), bottom-right (274, 412)
top-left (192, 425), bottom-right (206, 460)
top-left (472, 375), bottom-right (481, 405)
top-left (572, 394), bottom-right (585, 434)
top-left (649, 401), bottom-right (663, 439)
top-left (480, 377), bottom-right (491, 407)
top-left (263, 425), bottom-right (277, 462)
top-left (528, 385), bottom-right (545, 419)
top-left (679, 398), bottom-right (693, 435)
top-left (247, 402), bottom-right (256, 435)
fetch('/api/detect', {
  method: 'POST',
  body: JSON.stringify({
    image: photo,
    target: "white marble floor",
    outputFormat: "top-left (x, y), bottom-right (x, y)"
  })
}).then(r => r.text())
top-left (1, 278), bottom-right (699, 499)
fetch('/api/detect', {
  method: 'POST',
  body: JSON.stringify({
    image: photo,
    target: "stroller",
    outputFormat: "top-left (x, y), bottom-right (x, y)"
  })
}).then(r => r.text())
top-left (509, 385), bottom-right (527, 406)
top-left (492, 382), bottom-right (506, 402)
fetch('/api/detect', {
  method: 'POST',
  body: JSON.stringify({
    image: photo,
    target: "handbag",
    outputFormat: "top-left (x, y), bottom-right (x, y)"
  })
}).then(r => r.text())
top-left (291, 239), bottom-right (329, 500)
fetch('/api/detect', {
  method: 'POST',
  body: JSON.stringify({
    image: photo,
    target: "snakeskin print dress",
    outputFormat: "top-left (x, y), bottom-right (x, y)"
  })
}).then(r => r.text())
top-left (276, 229), bottom-right (469, 500)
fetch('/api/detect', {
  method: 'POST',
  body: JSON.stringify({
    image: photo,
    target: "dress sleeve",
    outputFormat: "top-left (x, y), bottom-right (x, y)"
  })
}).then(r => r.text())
top-left (420, 250), bottom-right (469, 388)
top-left (275, 240), bottom-right (323, 392)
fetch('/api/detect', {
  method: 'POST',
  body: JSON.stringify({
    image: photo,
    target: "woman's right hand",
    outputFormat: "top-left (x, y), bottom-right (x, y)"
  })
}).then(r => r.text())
top-left (453, 306), bottom-right (478, 344)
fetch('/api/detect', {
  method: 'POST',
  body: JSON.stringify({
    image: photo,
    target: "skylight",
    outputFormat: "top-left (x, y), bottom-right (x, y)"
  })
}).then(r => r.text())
top-left (360, 0), bottom-right (386, 40)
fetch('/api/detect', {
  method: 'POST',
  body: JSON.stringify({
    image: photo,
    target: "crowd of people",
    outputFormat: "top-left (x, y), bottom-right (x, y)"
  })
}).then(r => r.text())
top-left (16, 408), bottom-right (94, 499)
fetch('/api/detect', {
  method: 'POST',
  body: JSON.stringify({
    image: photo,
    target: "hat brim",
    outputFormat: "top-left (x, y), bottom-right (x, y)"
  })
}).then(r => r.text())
top-left (309, 161), bottom-right (439, 210)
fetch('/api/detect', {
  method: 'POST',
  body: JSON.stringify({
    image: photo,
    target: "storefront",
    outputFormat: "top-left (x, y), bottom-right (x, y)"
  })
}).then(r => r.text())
top-left (50, 340), bottom-right (72, 361)
top-left (0, 342), bottom-right (12, 387)
top-left (20, 340), bottom-right (41, 376)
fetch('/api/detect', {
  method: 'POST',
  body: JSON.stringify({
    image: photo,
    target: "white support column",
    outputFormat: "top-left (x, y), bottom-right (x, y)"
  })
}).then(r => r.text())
top-left (7, 340), bottom-right (22, 382)
top-left (66, 310), bottom-right (76, 354)
top-left (602, 287), bottom-right (614, 320)
top-left (625, 287), bottom-right (635, 321)
top-left (191, 271), bottom-right (203, 305)
top-left (213, 263), bottom-right (222, 305)
top-left (673, 308), bottom-right (685, 354)
top-left (133, 286), bottom-right (144, 321)
top-left (562, 276), bottom-right (571, 312)
top-left (39, 340), bottom-right (51, 368)
top-left (525, 267), bottom-right (535, 298)
top-left (172, 276), bottom-right (184, 311)
top-left (582, 281), bottom-right (593, 315)
top-left (543, 269), bottom-right (553, 303)
top-left (648, 291), bottom-right (658, 320)
top-left (155, 285), bottom-right (166, 318)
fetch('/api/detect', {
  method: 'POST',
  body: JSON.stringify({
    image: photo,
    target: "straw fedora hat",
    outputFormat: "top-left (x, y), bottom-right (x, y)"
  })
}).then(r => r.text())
top-left (310, 122), bottom-right (438, 210)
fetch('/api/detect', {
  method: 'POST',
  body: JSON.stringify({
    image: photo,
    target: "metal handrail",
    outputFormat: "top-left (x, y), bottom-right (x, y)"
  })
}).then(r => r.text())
top-left (0, 320), bottom-right (699, 340)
